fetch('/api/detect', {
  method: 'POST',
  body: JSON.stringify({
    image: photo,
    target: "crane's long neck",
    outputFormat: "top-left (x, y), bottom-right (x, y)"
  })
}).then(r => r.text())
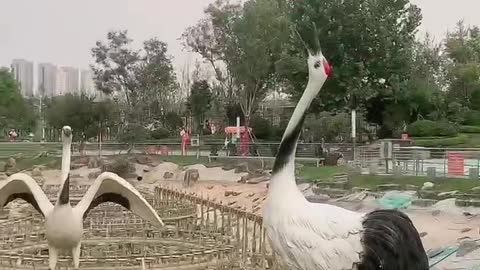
top-left (57, 139), bottom-right (71, 206)
top-left (271, 77), bottom-right (324, 185)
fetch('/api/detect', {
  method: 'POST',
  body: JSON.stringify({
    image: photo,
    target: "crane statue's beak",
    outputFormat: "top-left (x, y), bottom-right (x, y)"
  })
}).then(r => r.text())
top-left (294, 22), bottom-right (322, 56)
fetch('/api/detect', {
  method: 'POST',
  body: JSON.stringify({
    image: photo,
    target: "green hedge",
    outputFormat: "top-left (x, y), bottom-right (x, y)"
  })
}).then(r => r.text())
top-left (415, 134), bottom-right (468, 147)
top-left (407, 120), bottom-right (458, 137)
top-left (464, 110), bottom-right (480, 126)
top-left (460, 125), bottom-right (480, 134)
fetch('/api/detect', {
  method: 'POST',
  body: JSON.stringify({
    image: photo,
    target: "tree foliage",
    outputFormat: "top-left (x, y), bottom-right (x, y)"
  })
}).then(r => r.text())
top-left (187, 80), bottom-right (212, 133)
top-left (44, 94), bottom-right (118, 140)
top-left (0, 68), bottom-right (36, 132)
top-left (91, 31), bottom-right (179, 125)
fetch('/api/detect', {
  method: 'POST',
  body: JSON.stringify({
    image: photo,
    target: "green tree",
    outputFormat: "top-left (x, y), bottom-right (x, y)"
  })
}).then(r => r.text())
top-left (445, 21), bottom-right (480, 106)
top-left (276, 0), bottom-right (422, 137)
top-left (0, 68), bottom-right (36, 133)
top-left (91, 31), bottom-right (141, 108)
top-left (92, 31), bottom-right (180, 126)
top-left (187, 80), bottom-right (212, 133)
top-left (182, 0), bottom-right (289, 126)
top-left (45, 94), bottom-right (118, 140)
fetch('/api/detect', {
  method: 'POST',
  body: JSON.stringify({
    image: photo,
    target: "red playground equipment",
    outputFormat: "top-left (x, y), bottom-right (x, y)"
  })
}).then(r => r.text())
top-left (224, 126), bottom-right (252, 156)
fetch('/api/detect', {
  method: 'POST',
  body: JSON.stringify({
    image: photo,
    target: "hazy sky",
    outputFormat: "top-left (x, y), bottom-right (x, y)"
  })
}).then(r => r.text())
top-left (0, 0), bottom-right (479, 73)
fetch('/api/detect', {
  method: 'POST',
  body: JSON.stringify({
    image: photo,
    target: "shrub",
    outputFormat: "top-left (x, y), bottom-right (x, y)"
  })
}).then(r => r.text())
top-left (250, 116), bottom-right (273, 140)
top-left (415, 134), bottom-right (468, 147)
top-left (460, 125), bottom-right (480, 134)
top-left (150, 128), bottom-right (170, 140)
top-left (464, 110), bottom-right (480, 126)
top-left (407, 120), bottom-right (458, 137)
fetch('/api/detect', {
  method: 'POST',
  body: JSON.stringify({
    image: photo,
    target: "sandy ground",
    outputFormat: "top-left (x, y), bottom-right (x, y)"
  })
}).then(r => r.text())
top-left (22, 163), bottom-right (480, 258)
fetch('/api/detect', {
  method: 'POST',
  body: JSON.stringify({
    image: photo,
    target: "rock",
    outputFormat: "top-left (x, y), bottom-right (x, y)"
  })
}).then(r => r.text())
top-left (206, 185), bottom-right (214, 190)
top-left (71, 163), bottom-right (84, 170)
top-left (73, 157), bottom-right (89, 166)
top-left (237, 175), bottom-right (249, 183)
top-left (234, 163), bottom-right (248, 174)
top-left (422, 182), bottom-right (434, 190)
top-left (136, 155), bottom-right (152, 165)
top-left (13, 153), bottom-right (23, 160)
top-left (31, 167), bottom-right (42, 177)
top-left (376, 184), bottom-right (401, 191)
top-left (88, 157), bottom-right (100, 168)
top-left (336, 157), bottom-right (346, 166)
top-left (183, 169), bottom-right (199, 187)
top-left (471, 186), bottom-right (480, 194)
top-left (431, 210), bottom-right (441, 216)
top-left (88, 170), bottom-right (102, 180)
top-left (224, 190), bottom-right (242, 197)
top-left (438, 191), bottom-right (459, 198)
top-left (246, 175), bottom-right (270, 184)
top-left (163, 172), bottom-right (174, 179)
top-left (143, 168), bottom-right (150, 173)
top-left (461, 228), bottom-right (472, 233)
top-left (5, 158), bottom-right (16, 171)
top-left (457, 239), bottom-right (480, 257)
top-left (412, 199), bottom-right (438, 207)
top-left (305, 194), bottom-right (330, 203)
top-left (405, 184), bottom-right (419, 191)
top-left (419, 232), bottom-right (428, 238)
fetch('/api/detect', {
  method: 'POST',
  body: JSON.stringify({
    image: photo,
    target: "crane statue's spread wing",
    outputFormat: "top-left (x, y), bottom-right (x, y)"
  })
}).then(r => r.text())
top-left (0, 173), bottom-right (53, 217)
top-left (265, 203), bottom-right (364, 270)
top-left (74, 172), bottom-right (164, 227)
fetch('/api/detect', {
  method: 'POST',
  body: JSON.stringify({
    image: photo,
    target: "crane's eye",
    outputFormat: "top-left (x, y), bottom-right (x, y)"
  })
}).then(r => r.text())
top-left (314, 61), bottom-right (321, 69)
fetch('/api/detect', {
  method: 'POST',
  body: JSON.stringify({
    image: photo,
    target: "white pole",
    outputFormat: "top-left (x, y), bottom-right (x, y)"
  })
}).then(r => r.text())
top-left (236, 116), bottom-right (241, 139)
top-left (351, 109), bottom-right (356, 139)
top-left (352, 109), bottom-right (356, 163)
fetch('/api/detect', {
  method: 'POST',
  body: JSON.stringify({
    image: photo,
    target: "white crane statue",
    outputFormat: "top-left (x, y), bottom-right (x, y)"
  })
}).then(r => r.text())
top-left (263, 25), bottom-right (429, 270)
top-left (0, 126), bottom-right (164, 270)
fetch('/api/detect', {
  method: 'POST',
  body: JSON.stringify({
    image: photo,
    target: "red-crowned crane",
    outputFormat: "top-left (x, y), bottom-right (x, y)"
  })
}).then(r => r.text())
top-left (263, 25), bottom-right (429, 270)
top-left (0, 126), bottom-right (164, 269)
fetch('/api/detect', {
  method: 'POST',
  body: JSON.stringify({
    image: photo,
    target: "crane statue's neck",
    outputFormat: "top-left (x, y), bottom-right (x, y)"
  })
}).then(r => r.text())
top-left (57, 138), bottom-right (72, 206)
top-left (270, 77), bottom-right (324, 189)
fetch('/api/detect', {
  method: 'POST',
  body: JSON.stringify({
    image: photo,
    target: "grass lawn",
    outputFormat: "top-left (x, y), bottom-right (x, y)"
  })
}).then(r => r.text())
top-left (298, 166), bottom-right (348, 181)
top-left (294, 164), bottom-right (480, 192)
top-left (414, 133), bottom-right (480, 148)
top-left (351, 175), bottom-right (480, 192)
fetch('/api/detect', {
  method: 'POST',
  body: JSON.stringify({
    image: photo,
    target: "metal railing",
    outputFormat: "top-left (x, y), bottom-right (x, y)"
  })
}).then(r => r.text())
top-left (0, 141), bottom-right (354, 160)
top-left (358, 144), bottom-right (480, 178)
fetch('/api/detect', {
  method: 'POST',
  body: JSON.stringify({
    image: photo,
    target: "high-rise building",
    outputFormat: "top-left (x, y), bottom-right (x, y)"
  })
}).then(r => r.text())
top-left (62, 67), bottom-right (79, 95)
top-left (11, 59), bottom-right (34, 97)
top-left (38, 63), bottom-right (57, 97)
top-left (55, 68), bottom-right (67, 96)
top-left (80, 69), bottom-right (96, 97)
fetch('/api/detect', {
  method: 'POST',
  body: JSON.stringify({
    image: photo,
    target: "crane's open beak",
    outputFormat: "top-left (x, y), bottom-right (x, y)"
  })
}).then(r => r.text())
top-left (294, 22), bottom-right (322, 56)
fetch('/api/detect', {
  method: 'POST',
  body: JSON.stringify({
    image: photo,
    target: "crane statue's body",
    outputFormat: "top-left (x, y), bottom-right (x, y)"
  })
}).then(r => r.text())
top-left (0, 126), bottom-right (164, 270)
top-left (263, 26), bottom-right (429, 270)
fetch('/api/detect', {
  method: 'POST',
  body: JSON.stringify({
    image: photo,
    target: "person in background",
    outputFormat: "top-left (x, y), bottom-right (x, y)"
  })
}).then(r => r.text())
top-left (79, 132), bottom-right (87, 156)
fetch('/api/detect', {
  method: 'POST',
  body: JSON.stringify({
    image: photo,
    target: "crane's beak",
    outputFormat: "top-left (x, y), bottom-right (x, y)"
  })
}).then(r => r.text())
top-left (294, 22), bottom-right (322, 56)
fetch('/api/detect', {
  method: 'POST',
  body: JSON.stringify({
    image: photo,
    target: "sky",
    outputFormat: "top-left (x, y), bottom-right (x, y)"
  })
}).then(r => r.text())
top-left (0, 0), bottom-right (479, 75)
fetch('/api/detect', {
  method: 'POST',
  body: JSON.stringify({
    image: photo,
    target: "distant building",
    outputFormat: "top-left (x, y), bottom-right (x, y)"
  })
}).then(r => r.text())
top-left (38, 63), bottom-right (57, 97)
top-left (80, 69), bottom-right (96, 97)
top-left (11, 59), bottom-right (34, 97)
top-left (55, 68), bottom-right (67, 96)
top-left (62, 67), bottom-right (79, 95)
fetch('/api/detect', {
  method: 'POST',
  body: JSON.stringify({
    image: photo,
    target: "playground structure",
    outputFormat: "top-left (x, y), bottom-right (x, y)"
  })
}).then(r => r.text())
top-left (0, 185), bottom-right (272, 269)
